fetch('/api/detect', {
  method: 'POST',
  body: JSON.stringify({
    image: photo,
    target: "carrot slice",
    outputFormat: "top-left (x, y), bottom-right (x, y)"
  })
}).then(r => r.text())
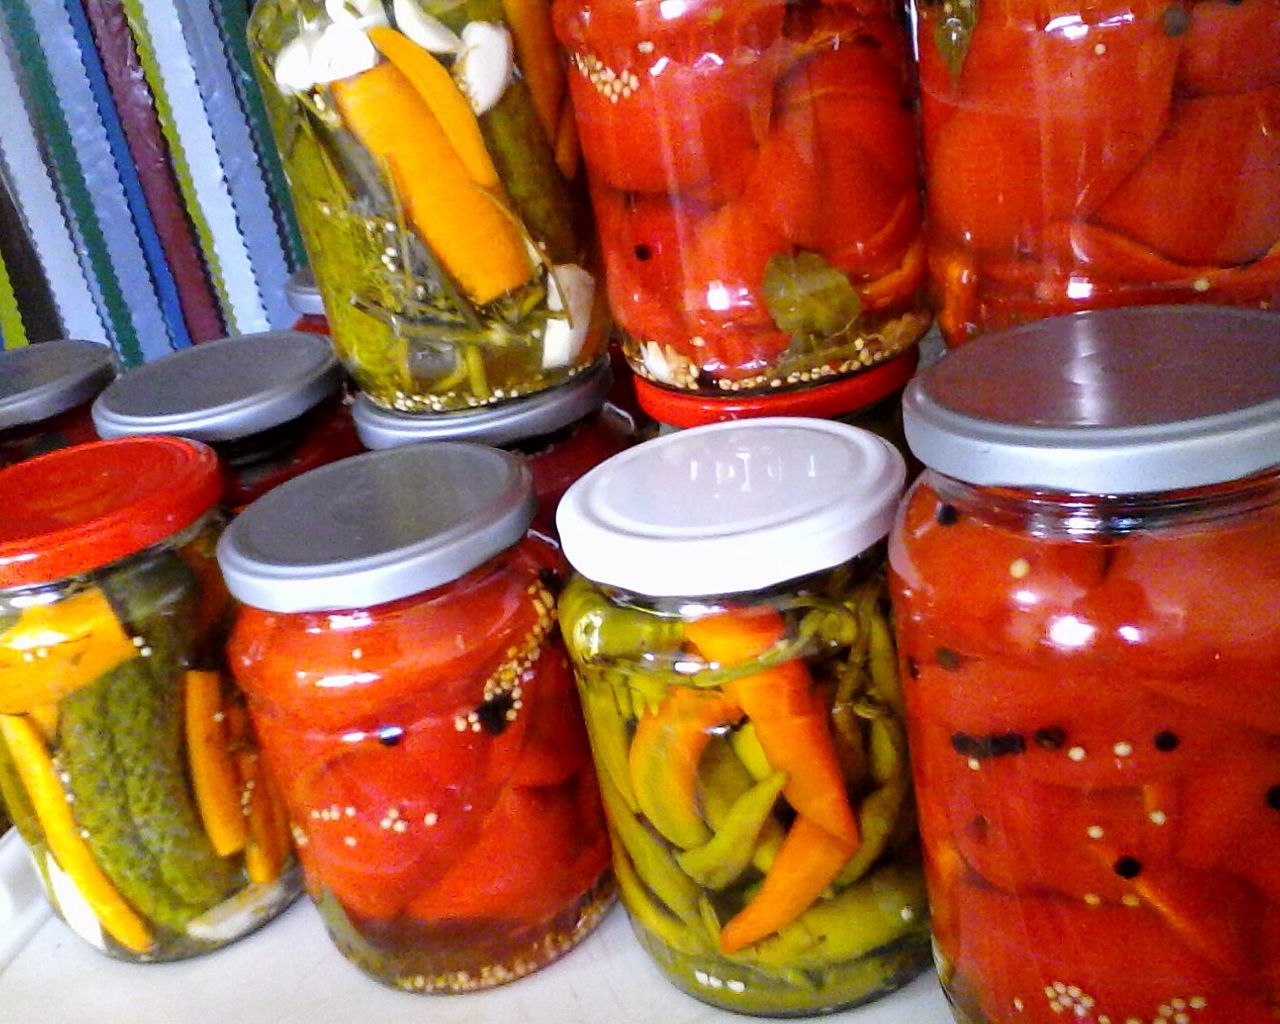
top-left (685, 609), bottom-right (860, 846)
top-left (184, 671), bottom-right (248, 857)
top-left (236, 746), bottom-right (286, 886)
top-left (719, 814), bottom-right (857, 953)
top-left (0, 715), bottom-right (152, 953)
top-left (502, 0), bottom-right (564, 147)
top-left (367, 26), bottom-right (500, 190)
top-left (332, 63), bottom-right (533, 305)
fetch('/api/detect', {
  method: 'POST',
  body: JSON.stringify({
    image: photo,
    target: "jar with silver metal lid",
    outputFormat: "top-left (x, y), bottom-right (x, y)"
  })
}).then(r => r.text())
top-left (92, 331), bottom-right (363, 513)
top-left (0, 340), bottom-right (117, 468)
top-left (888, 307), bottom-right (1280, 1024)
top-left (217, 444), bottom-right (613, 993)
top-left (353, 357), bottom-right (634, 534)
top-left (283, 269), bottom-right (330, 336)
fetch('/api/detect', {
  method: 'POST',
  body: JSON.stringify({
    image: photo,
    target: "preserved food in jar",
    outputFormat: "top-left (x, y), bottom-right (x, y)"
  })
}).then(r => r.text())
top-left (0, 437), bottom-right (299, 962)
top-left (916, 0), bottom-right (1280, 344)
top-left (889, 308), bottom-right (1280, 1024)
top-left (93, 331), bottom-right (363, 514)
top-left (554, 0), bottom-right (930, 394)
top-left (352, 356), bottom-right (633, 533)
top-left (219, 444), bottom-right (612, 992)
top-left (0, 340), bottom-right (116, 468)
top-left (556, 419), bottom-right (929, 1015)
top-left (285, 268), bottom-right (331, 335)
top-left (248, 0), bottom-right (605, 412)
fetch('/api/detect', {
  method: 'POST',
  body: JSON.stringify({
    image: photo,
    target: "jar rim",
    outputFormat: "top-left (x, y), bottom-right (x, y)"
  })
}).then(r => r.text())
top-left (904, 307), bottom-right (1280, 495)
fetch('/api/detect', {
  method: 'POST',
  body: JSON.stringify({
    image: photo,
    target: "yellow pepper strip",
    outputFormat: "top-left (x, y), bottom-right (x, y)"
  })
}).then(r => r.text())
top-left (0, 589), bottom-right (136, 714)
top-left (332, 63), bottom-right (533, 305)
top-left (366, 27), bottom-right (500, 190)
top-left (184, 671), bottom-right (248, 858)
top-left (501, 0), bottom-right (564, 147)
top-left (236, 746), bottom-right (286, 886)
top-left (0, 715), bottom-right (152, 954)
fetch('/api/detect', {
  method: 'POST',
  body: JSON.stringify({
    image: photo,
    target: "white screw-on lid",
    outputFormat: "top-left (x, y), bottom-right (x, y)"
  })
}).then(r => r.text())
top-left (216, 443), bottom-right (536, 612)
top-left (903, 306), bottom-right (1280, 494)
top-left (92, 331), bottom-right (343, 442)
top-left (556, 417), bottom-right (906, 597)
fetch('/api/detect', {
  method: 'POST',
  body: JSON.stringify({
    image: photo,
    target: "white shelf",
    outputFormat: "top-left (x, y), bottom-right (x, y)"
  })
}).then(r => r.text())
top-left (0, 833), bottom-right (952, 1023)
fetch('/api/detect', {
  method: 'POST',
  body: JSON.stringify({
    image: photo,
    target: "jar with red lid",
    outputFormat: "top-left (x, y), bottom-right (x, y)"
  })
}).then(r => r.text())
top-left (92, 331), bottom-right (363, 514)
top-left (284, 269), bottom-right (331, 336)
top-left (0, 437), bottom-right (299, 962)
top-left (217, 444), bottom-right (613, 993)
top-left (888, 307), bottom-right (1280, 1024)
top-left (553, 0), bottom-right (930, 395)
top-left (915, 0), bottom-right (1280, 345)
top-left (352, 357), bottom-right (634, 534)
top-left (0, 340), bottom-right (117, 468)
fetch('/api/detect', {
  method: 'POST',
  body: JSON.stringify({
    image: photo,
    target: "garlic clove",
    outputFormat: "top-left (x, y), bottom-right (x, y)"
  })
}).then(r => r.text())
top-left (325, 0), bottom-right (386, 24)
top-left (310, 21), bottom-right (380, 85)
top-left (642, 341), bottom-right (677, 385)
top-left (455, 22), bottom-right (514, 116)
top-left (392, 0), bottom-right (463, 53)
top-left (541, 264), bottom-right (595, 369)
top-left (274, 30), bottom-right (320, 94)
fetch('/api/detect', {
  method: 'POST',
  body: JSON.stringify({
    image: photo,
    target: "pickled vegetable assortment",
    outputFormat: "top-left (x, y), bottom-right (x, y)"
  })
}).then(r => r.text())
top-left (248, 0), bottom-right (604, 412)
top-left (0, 440), bottom-right (298, 962)
top-left (891, 476), bottom-right (1280, 1024)
top-left (559, 567), bottom-right (929, 1014)
top-left (917, 0), bottom-right (1280, 344)
top-left (554, 0), bottom-right (929, 394)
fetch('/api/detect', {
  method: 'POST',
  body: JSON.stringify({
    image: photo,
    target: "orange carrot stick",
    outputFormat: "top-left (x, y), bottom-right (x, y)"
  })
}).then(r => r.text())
top-left (185, 670), bottom-right (249, 857)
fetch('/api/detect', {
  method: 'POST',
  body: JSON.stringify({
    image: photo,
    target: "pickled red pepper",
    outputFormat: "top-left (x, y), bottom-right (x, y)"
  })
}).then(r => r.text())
top-left (916, 0), bottom-right (1280, 343)
top-left (553, 0), bottom-right (930, 393)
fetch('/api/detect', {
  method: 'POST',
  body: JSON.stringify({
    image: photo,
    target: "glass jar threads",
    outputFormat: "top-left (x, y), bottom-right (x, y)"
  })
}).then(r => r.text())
top-left (218, 444), bottom-right (613, 992)
top-left (0, 340), bottom-right (117, 468)
top-left (554, 0), bottom-right (930, 395)
top-left (0, 437), bottom-right (299, 962)
top-left (92, 331), bottom-right (362, 514)
top-left (556, 419), bottom-right (929, 1015)
top-left (248, 0), bottom-right (605, 412)
top-left (889, 307), bottom-right (1280, 1024)
top-left (916, 0), bottom-right (1280, 345)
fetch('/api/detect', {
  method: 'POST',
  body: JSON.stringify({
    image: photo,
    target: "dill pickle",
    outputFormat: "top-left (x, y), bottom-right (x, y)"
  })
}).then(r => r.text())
top-left (59, 664), bottom-right (203, 933)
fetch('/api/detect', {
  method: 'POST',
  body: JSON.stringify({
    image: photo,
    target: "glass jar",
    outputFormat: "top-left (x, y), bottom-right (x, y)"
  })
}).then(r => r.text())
top-left (0, 437), bottom-right (300, 962)
top-left (92, 331), bottom-right (363, 514)
top-left (553, 0), bottom-right (930, 395)
top-left (916, 0), bottom-right (1280, 346)
top-left (352, 356), bottom-right (633, 533)
top-left (218, 444), bottom-right (613, 993)
top-left (555, 419), bottom-right (929, 1015)
top-left (888, 307), bottom-right (1280, 1024)
top-left (284, 268), bottom-right (331, 335)
top-left (0, 340), bottom-right (117, 468)
top-left (247, 0), bottom-right (606, 413)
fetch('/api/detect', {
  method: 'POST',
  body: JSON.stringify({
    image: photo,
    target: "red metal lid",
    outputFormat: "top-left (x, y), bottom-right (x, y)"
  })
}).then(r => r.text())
top-left (634, 348), bottom-right (919, 428)
top-left (0, 436), bottom-right (222, 587)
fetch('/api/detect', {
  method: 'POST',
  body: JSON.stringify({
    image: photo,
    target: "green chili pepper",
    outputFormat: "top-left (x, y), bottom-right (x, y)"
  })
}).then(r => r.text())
top-left (727, 723), bottom-right (773, 783)
top-left (614, 839), bottom-right (709, 957)
top-left (580, 680), bottom-right (638, 812)
top-left (677, 771), bottom-right (786, 890)
top-left (866, 608), bottom-right (905, 716)
top-left (698, 739), bottom-right (783, 875)
top-left (834, 715), bottom-right (911, 888)
top-left (558, 576), bottom-right (683, 664)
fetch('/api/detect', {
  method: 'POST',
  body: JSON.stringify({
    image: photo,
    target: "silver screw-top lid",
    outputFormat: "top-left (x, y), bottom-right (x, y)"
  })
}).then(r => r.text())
top-left (283, 269), bottom-right (326, 317)
top-left (903, 307), bottom-right (1280, 494)
top-left (0, 340), bottom-right (117, 429)
top-left (92, 331), bottom-right (344, 442)
top-left (216, 443), bottom-right (536, 612)
top-left (353, 358), bottom-right (612, 449)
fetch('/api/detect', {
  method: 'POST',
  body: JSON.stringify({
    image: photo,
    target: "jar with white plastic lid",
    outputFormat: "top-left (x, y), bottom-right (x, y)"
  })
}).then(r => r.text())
top-left (555, 418), bottom-right (929, 1016)
top-left (352, 356), bottom-right (633, 532)
top-left (92, 331), bottom-right (363, 513)
top-left (888, 306), bottom-right (1280, 1024)
top-left (284, 268), bottom-right (330, 335)
top-left (216, 443), bottom-right (613, 992)
top-left (0, 340), bottom-right (117, 468)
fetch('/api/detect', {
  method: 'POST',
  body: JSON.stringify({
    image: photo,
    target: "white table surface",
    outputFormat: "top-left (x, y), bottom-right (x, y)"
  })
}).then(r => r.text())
top-left (0, 832), bottom-right (952, 1024)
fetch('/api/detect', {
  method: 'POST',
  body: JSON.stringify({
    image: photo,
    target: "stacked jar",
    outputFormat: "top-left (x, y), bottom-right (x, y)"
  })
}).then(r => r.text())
top-left (0, 437), bottom-right (299, 962)
top-left (284, 269), bottom-right (331, 336)
top-left (248, 0), bottom-right (606, 413)
top-left (91, 331), bottom-right (363, 514)
top-left (916, 0), bottom-right (1280, 344)
top-left (0, 340), bottom-right (117, 468)
top-left (556, 418), bottom-right (930, 1015)
top-left (217, 443), bottom-right (613, 992)
top-left (889, 307), bottom-right (1280, 1024)
top-left (553, 0), bottom-right (930, 406)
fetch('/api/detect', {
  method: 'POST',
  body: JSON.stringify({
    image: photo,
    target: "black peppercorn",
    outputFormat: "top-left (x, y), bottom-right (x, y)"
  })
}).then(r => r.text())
top-left (1114, 856), bottom-right (1142, 879)
top-left (1154, 731), bottom-right (1180, 752)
